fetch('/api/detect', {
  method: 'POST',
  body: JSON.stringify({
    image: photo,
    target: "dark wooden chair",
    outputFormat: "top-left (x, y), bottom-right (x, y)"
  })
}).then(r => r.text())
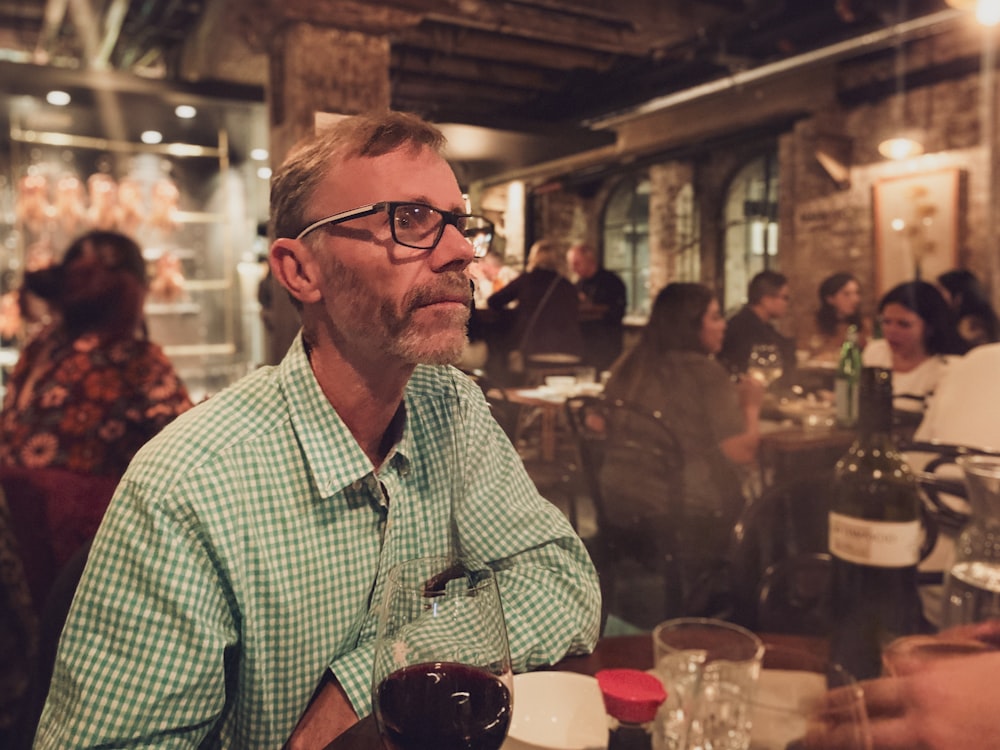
top-left (729, 470), bottom-right (941, 635)
top-left (727, 474), bottom-right (835, 633)
top-left (564, 395), bottom-right (688, 629)
top-left (903, 441), bottom-right (1000, 532)
top-left (10, 537), bottom-right (93, 750)
top-left (0, 467), bottom-right (117, 613)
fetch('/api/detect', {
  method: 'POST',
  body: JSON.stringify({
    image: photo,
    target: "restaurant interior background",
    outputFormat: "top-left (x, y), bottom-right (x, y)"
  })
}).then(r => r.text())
top-left (0, 0), bottom-right (997, 393)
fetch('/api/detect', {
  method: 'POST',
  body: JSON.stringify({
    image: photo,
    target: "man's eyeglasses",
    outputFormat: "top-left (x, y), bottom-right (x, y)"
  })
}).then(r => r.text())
top-left (294, 201), bottom-right (494, 259)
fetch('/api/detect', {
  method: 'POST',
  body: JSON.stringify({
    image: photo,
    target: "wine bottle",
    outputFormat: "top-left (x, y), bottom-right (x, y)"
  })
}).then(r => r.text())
top-left (828, 366), bottom-right (925, 680)
top-left (834, 325), bottom-right (861, 428)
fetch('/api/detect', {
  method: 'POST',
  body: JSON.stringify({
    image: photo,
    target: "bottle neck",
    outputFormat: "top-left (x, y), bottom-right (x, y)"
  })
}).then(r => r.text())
top-left (856, 367), bottom-right (894, 441)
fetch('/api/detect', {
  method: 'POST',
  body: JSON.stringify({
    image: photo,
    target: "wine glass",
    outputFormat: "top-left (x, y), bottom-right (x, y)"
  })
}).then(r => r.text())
top-left (372, 555), bottom-right (513, 750)
top-left (747, 344), bottom-right (784, 388)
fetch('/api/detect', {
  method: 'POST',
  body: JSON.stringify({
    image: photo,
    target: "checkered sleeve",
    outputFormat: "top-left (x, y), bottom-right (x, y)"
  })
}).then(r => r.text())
top-left (34, 476), bottom-right (238, 749)
top-left (452, 372), bottom-right (601, 671)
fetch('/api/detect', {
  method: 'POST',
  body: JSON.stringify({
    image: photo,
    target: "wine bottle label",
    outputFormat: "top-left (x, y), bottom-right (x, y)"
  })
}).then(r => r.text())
top-left (828, 512), bottom-right (921, 567)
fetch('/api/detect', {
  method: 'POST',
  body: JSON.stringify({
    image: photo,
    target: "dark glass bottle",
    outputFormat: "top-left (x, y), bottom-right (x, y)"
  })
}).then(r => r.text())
top-left (834, 325), bottom-right (862, 428)
top-left (828, 366), bottom-right (925, 680)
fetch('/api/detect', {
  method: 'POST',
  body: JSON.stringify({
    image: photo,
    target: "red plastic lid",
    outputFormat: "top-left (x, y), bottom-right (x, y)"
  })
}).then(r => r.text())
top-left (595, 669), bottom-right (667, 724)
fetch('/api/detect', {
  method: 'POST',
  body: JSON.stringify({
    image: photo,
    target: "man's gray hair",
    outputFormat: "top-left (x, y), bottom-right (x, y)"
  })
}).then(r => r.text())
top-left (269, 111), bottom-right (446, 241)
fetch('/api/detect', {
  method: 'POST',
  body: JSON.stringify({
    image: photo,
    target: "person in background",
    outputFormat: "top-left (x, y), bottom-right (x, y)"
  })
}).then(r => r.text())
top-left (808, 272), bottom-right (868, 362)
top-left (34, 111), bottom-right (600, 749)
top-left (862, 280), bottom-right (964, 416)
top-left (602, 282), bottom-right (764, 609)
top-left (567, 242), bottom-right (627, 372)
top-left (0, 230), bottom-right (192, 479)
top-left (718, 269), bottom-right (796, 380)
top-left (488, 237), bottom-right (583, 369)
top-left (470, 249), bottom-right (517, 309)
top-left (936, 268), bottom-right (999, 352)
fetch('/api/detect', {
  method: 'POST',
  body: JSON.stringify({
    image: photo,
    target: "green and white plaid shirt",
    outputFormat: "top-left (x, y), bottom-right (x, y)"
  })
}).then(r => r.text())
top-left (34, 334), bottom-right (600, 749)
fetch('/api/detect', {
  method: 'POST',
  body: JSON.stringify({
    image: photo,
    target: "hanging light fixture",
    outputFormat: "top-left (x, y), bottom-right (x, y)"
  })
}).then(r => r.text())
top-left (945, 0), bottom-right (1000, 26)
top-left (878, 0), bottom-right (925, 160)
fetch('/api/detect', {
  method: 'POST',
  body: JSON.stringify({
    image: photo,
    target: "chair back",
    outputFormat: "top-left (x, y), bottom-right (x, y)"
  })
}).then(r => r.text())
top-left (730, 470), bottom-right (941, 633)
top-left (565, 395), bottom-right (687, 626)
top-left (0, 466), bottom-right (117, 612)
top-left (564, 395), bottom-right (685, 535)
top-left (903, 441), bottom-right (1000, 532)
top-left (727, 475), bottom-right (833, 630)
top-left (9, 536), bottom-right (93, 750)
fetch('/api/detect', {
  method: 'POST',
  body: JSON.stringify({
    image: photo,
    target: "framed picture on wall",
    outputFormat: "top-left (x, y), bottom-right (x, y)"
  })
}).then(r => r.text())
top-left (873, 168), bottom-right (961, 296)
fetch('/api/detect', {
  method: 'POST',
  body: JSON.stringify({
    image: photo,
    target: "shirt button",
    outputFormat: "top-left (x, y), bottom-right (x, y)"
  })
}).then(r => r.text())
top-left (351, 479), bottom-right (363, 491)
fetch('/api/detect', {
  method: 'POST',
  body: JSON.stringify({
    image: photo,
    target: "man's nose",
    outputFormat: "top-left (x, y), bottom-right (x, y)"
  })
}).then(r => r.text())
top-left (430, 225), bottom-right (474, 270)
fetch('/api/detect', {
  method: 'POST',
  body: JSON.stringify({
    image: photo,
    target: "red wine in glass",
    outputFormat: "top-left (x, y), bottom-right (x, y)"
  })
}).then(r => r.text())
top-left (375, 661), bottom-right (512, 750)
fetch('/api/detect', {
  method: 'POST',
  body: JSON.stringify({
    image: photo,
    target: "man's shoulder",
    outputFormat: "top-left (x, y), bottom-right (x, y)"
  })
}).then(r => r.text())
top-left (131, 366), bottom-right (286, 473)
top-left (723, 306), bottom-right (760, 334)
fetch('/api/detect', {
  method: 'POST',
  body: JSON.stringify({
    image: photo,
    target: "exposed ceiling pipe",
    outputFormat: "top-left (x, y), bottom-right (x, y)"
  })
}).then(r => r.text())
top-left (95, 0), bottom-right (130, 67)
top-left (587, 8), bottom-right (966, 130)
top-left (33, 0), bottom-right (71, 63)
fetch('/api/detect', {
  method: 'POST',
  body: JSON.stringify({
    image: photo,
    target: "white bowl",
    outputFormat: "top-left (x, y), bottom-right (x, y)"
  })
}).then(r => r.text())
top-left (503, 671), bottom-right (609, 750)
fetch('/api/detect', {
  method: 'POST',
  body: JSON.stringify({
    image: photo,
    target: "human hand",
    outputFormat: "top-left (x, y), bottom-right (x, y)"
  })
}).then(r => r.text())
top-left (936, 618), bottom-right (1000, 649)
top-left (284, 672), bottom-right (359, 750)
top-left (802, 650), bottom-right (1000, 750)
top-left (735, 374), bottom-right (766, 410)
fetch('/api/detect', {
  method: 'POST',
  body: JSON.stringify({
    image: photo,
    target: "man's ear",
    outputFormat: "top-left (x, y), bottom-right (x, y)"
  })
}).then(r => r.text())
top-left (269, 239), bottom-right (323, 305)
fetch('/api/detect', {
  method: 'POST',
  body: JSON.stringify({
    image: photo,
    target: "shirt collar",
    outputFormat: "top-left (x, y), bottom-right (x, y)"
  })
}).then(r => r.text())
top-left (278, 333), bottom-right (409, 497)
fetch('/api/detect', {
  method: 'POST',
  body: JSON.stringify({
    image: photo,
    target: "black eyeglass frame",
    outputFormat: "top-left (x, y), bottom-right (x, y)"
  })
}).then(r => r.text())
top-left (293, 201), bottom-right (494, 258)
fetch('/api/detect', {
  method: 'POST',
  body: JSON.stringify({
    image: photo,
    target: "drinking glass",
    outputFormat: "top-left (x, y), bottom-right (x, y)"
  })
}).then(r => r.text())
top-left (750, 645), bottom-right (870, 750)
top-left (651, 617), bottom-right (764, 750)
top-left (747, 345), bottom-right (784, 388)
top-left (372, 556), bottom-right (513, 750)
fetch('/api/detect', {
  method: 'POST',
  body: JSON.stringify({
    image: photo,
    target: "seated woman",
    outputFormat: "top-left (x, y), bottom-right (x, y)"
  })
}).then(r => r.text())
top-left (599, 282), bottom-right (764, 608)
top-left (808, 272), bottom-right (869, 362)
top-left (862, 280), bottom-right (965, 416)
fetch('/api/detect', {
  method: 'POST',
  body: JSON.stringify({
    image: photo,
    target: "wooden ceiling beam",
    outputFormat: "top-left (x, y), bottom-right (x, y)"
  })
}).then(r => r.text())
top-left (268, 0), bottom-right (424, 34)
top-left (386, 0), bottom-right (728, 55)
top-left (393, 23), bottom-right (622, 72)
top-left (392, 75), bottom-right (534, 107)
top-left (390, 48), bottom-right (563, 93)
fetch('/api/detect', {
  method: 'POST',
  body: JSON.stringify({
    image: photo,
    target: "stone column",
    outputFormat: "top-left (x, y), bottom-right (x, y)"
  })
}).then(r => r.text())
top-left (263, 23), bottom-right (391, 363)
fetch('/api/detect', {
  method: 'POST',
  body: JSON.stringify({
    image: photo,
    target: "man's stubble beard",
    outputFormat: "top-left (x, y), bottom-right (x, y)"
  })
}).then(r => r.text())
top-left (325, 252), bottom-right (471, 366)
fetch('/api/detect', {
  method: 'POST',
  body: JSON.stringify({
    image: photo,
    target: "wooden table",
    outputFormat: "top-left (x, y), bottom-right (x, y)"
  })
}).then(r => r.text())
top-left (759, 423), bottom-right (855, 487)
top-left (502, 387), bottom-right (567, 462)
top-left (322, 632), bottom-right (827, 749)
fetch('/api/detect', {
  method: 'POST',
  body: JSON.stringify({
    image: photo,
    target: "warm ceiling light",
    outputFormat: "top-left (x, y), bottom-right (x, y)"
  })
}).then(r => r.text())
top-left (46, 90), bottom-right (71, 106)
top-left (257, 166), bottom-right (272, 180)
top-left (881, 1), bottom-right (925, 160)
top-left (175, 104), bottom-right (197, 119)
top-left (141, 130), bottom-right (163, 144)
top-left (946, 0), bottom-right (1000, 25)
top-left (250, 148), bottom-right (269, 161)
top-left (878, 134), bottom-right (925, 160)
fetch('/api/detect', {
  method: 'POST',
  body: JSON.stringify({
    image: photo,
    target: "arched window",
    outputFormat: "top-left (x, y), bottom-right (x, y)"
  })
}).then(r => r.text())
top-left (674, 182), bottom-right (700, 283)
top-left (722, 151), bottom-right (779, 314)
top-left (602, 174), bottom-right (650, 316)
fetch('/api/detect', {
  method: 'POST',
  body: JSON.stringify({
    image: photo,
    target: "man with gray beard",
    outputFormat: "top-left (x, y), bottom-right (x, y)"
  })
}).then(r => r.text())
top-left (35, 111), bottom-right (600, 750)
